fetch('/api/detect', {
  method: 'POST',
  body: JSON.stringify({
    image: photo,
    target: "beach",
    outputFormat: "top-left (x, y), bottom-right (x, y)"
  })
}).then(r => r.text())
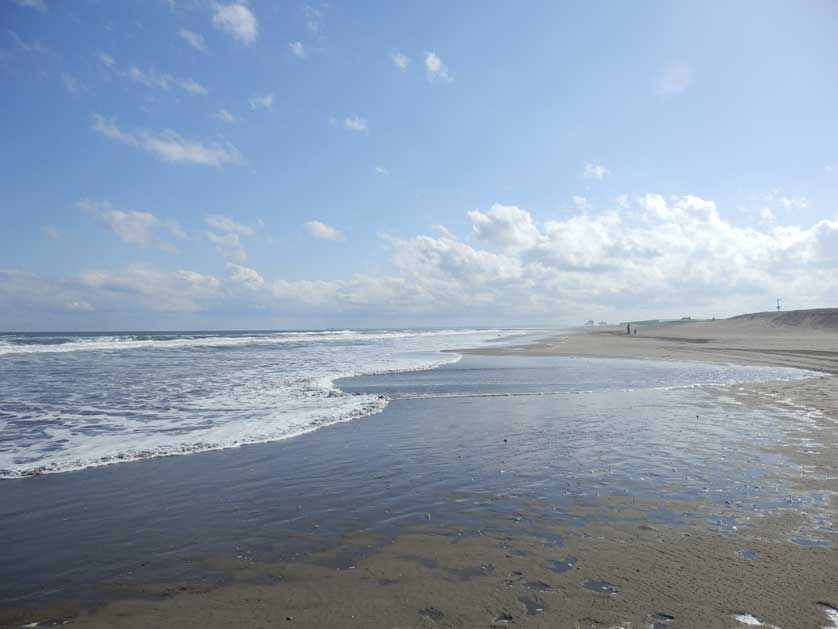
top-left (1, 317), bottom-right (837, 629)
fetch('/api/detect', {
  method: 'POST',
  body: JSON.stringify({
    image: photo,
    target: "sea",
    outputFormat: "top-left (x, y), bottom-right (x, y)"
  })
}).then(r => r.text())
top-left (0, 329), bottom-right (531, 478)
top-left (0, 328), bottom-right (831, 606)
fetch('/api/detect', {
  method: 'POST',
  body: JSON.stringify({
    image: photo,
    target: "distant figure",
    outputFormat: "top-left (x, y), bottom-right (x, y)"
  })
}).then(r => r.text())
top-left (633, 328), bottom-right (637, 335)
top-left (626, 324), bottom-right (631, 336)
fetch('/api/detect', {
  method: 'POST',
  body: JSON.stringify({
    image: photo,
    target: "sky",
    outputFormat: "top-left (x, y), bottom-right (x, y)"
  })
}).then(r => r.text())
top-left (1, 0), bottom-right (837, 331)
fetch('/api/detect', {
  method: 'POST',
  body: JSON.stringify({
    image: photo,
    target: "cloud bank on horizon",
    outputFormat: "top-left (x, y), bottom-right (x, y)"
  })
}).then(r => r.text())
top-left (1, 0), bottom-right (837, 330)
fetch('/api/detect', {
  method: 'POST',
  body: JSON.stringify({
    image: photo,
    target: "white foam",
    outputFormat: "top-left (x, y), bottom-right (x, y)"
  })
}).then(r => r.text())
top-left (822, 605), bottom-right (838, 629)
top-left (735, 613), bottom-right (781, 628)
top-left (0, 328), bottom-right (527, 356)
top-left (0, 329), bottom-right (526, 478)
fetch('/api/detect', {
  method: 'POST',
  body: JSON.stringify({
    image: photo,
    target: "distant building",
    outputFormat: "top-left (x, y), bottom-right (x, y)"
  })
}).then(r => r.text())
top-left (585, 320), bottom-right (595, 326)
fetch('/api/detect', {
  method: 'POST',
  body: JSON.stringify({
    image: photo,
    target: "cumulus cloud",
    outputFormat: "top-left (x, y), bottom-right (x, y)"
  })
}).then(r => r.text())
top-left (215, 108), bottom-right (237, 123)
top-left (424, 51), bottom-right (452, 82)
top-left (205, 214), bottom-right (254, 262)
top-left (249, 93), bottom-right (273, 110)
top-left (206, 214), bottom-right (254, 236)
top-left (9, 194), bottom-right (838, 325)
top-left (1, 269), bottom-right (92, 316)
top-left (583, 163), bottom-right (609, 179)
top-left (44, 226), bottom-right (60, 240)
top-left (178, 28), bottom-right (208, 53)
top-left (80, 198), bottom-right (185, 250)
top-left (92, 115), bottom-right (241, 167)
top-left (226, 262), bottom-right (264, 289)
top-left (80, 265), bottom-right (221, 312)
top-left (303, 220), bottom-right (343, 241)
top-left (207, 231), bottom-right (246, 262)
top-left (1, 266), bottom-right (227, 324)
top-left (657, 61), bottom-right (692, 96)
top-left (344, 115), bottom-right (368, 133)
top-left (212, 2), bottom-right (258, 45)
top-left (289, 41), bottom-right (305, 58)
top-left (375, 166), bottom-right (389, 175)
top-left (97, 53), bottom-right (207, 95)
top-left (265, 196), bottom-right (838, 321)
top-left (390, 52), bottom-right (409, 71)
top-left (469, 204), bottom-right (542, 251)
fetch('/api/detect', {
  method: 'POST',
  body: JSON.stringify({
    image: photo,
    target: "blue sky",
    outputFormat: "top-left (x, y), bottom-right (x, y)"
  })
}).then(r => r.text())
top-left (1, 0), bottom-right (837, 330)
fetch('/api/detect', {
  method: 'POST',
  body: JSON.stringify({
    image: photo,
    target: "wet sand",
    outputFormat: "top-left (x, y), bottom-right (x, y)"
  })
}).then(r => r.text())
top-left (469, 310), bottom-right (838, 421)
top-left (10, 496), bottom-right (837, 629)
top-left (4, 313), bottom-right (838, 629)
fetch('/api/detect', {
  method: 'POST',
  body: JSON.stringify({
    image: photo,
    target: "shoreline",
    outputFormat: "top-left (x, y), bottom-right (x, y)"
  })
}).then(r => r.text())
top-left (464, 319), bottom-right (838, 424)
top-left (3, 334), bottom-right (838, 628)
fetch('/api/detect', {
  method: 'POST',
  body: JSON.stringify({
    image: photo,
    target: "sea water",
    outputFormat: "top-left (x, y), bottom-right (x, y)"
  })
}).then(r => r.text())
top-left (0, 329), bottom-right (527, 478)
top-left (0, 346), bottom-right (827, 605)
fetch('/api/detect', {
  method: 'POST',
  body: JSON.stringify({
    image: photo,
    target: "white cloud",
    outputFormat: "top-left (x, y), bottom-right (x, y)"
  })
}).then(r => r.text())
top-left (97, 52), bottom-right (116, 69)
top-left (265, 197), bottom-right (838, 321)
top-left (92, 115), bottom-right (241, 167)
top-left (657, 61), bottom-right (692, 96)
top-left (61, 73), bottom-right (81, 96)
top-left (289, 41), bottom-right (305, 58)
top-left (207, 231), bottom-right (247, 262)
top-left (97, 53), bottom-right (207, 95)
top-left (79, 265), bottom-right (221, 312)
top-left (10, 0), bottom-right (47, 13)
top-left (44, 226), bottom-right (60, 240)
top-left (303, 220), bottom-right (343, 241)
top-left (302, 4), bottom-right (322, 34)
top-left (205, 215), bottom-right (254, 262)
top-left (758, 207), bottom-right (775, 224)
top-left (205, 214), bottom-right (254, 236)
top-left (80, 198), bottom-right (185, 250)
top-left (8, 30), bottom-right (48, 54)
top-left (432, 224), bottom-right (455, 239)
top-left (1, 269), bottom-right (94, 316)
top-left (249, 93), bottom-right (273, 110)
top-left (765, 189), bottom-right (808, 211)
top-left (215, 109), bottom-right (237, 123)
top-left (468, 204), bottom-right (542, 251)
top-left (212, 2), bottom-right (258, 45)
top-left (826, 164), bottom-right (833, 174)
top-left (424, 51), bottom-right (452, 82)
top-left (375, 166), bottom-right (389, 175)
top-left (226, 262), bottom-right (264, 289)
top-left (344, 115), bottom-right (368, 133)
top-left (178, 28), bottom-right (208, 53)
top-left (572, 195), bottom-right (589, 209)
top-left (271, 278), bottom-right (341, 305)
top-left (390, 52), bottom-right (409, 71)
top-left (583, 163), bottom-right (609, 179)
top-left (176, 270), bottom-right (221, 291)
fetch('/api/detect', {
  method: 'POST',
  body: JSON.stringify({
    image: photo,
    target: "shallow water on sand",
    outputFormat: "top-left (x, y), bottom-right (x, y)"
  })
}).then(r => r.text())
top-left (0, 355), bottom-right (827, 606)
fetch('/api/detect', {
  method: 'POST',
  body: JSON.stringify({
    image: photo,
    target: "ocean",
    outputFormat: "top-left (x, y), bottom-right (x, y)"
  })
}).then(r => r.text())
top-left (0, 329), bottom-right (531, 478)
top-left (0, 330), bottom-right (829, 608)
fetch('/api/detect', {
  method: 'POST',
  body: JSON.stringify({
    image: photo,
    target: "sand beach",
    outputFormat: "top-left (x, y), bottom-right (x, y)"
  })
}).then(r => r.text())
top-left (2, 312), bottom-right (838, 629)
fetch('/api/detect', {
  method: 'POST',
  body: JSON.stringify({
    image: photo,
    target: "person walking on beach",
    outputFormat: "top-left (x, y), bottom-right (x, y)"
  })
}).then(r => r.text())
top-left (626, 324), bottom-right (631, 336)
